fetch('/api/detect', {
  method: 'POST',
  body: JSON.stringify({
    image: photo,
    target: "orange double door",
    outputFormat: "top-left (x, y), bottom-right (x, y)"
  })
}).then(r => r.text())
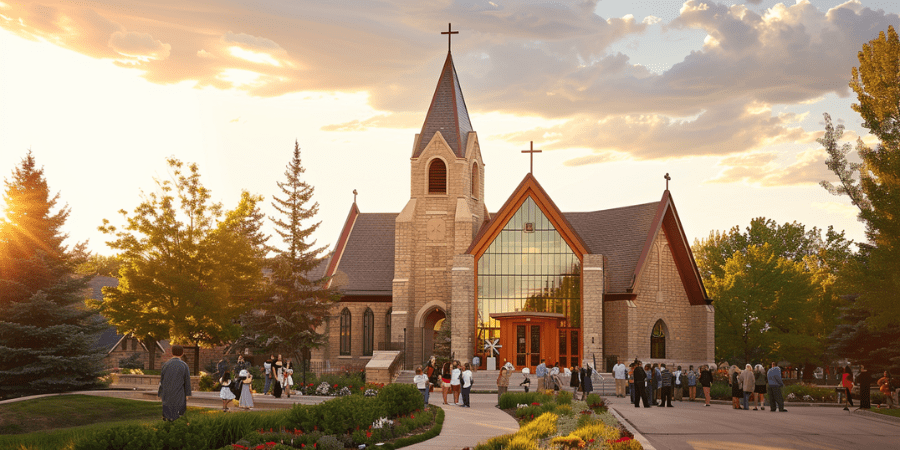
top-left (491, 312), bottom-right (579, 372)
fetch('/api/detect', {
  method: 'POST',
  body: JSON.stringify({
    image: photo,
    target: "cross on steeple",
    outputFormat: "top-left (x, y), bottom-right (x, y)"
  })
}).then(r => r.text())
top-left (441, 23), bottom-right (458, 53)
top-left (353, 189), bottom-right (358, 203)
top-left (664, 173), bottom-right (671, 191)
top-left (521, 141), bottom-right (542, 174)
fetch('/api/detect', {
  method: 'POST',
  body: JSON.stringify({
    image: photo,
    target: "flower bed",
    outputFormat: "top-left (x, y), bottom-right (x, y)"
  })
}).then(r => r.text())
top-left (72, 383), bottom-right (439, 450)
top-left (482, 391), bottom-right (641, 450)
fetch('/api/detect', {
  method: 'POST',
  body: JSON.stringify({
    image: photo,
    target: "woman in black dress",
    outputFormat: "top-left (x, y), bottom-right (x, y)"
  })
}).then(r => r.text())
top-left (857, 364), bottom-right (872, 409)
top-left (730, 365), bottom-right (743, 409)
top-left (700, 365), bottom-right (713, 406)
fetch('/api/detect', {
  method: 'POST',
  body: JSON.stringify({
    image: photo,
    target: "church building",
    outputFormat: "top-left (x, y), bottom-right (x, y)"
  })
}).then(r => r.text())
top-left (312, 41), bottom-right (714, 373)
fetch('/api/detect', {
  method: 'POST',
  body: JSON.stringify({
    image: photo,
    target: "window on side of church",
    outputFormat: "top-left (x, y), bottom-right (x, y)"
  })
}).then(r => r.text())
top-left (363, 308), bottom-right (374, 356)
top-left (340, 308), bottom-right (352, 356)
top-left (384, 307), bottom-right (392, 350)
top-left (476, 196), bottom-right (581, 354)
top-left (471, 162), bottom-right (478, 198)
top-left (428, 159), bottom-right (447, 194)
top-left (651, 320), bottom-right (666, 359)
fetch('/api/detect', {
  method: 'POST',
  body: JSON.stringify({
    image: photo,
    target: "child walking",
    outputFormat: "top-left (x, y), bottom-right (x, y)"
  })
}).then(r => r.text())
top-left (219, 371), bottom-right (236, 412)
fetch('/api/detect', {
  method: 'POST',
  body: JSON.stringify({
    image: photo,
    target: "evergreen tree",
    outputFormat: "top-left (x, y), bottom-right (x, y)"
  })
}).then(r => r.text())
top-left (238, 141), bottom-right (338, 363)
top-left (820, 25), bottom-right (900, 336)
top-left (95, 159), bottom-right (267, 361)
top-left (0, 151), bottom-right (104, 399)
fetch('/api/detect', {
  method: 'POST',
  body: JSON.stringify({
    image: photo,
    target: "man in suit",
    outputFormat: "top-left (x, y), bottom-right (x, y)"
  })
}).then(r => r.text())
top-left (633, 360), bottom-right (650, 408)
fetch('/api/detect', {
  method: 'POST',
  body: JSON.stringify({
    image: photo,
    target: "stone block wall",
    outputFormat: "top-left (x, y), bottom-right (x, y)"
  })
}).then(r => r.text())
top-left (450, 254), bottom-right (475, 364)
top-left (582, 254), bottom-right (605, 366)
top-left (314, 302), bottom-right (392, 368)
top-left (629, 228), bottom-right (712, 368)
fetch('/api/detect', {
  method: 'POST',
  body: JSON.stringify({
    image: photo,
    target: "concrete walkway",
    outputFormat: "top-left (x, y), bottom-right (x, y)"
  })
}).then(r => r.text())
top-left (608, 395), bottom-right (900, 450)
top-left (404, 393), bottom-right (519, 450)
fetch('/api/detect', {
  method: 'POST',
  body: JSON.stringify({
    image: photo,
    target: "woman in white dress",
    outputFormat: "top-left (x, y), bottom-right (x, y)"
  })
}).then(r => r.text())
top-left (219, 371), bottom-right (236, 412)
top-left (238, 369), bottom-right (254, 410)
top-left (283, 360), bottom-right (294, 397)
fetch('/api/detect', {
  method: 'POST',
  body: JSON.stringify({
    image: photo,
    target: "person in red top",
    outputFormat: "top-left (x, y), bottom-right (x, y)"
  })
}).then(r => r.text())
top-left (842, 365), bottom-right (854, 410)
top-left (878, 371), bottom-right (895, 409)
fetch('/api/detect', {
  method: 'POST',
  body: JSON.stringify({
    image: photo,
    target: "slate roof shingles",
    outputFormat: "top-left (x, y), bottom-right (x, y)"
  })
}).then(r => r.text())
top-left (333, 213), bottom-right (397, 295)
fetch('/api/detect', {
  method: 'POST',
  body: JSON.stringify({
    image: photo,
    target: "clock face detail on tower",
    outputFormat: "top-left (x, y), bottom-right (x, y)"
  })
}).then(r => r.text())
top-left (427, 218), bottom-right (445, 240)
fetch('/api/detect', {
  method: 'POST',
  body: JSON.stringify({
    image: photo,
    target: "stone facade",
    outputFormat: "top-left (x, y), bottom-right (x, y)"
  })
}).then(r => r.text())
top-left (582, 254), bottom-right (605, 365)
top-left (618, 228), bottom-right (714, 368)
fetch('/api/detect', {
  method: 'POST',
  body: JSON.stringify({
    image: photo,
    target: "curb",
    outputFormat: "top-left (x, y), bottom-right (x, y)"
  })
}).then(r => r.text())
top-left (609, 406), bottom-right (656, 450)
top-left (851, 408), bottom-right (900, 425)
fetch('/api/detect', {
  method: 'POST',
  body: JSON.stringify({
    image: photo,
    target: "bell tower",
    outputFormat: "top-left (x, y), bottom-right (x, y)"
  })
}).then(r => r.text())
top-left (391, 31), bottom-right (487, 364)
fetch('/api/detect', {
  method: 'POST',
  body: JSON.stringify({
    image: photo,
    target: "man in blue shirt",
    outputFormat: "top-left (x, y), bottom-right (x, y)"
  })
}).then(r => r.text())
top-left (767, 362), bottom-right (787, 412)
top-left (535, 359), bottom-right (547, 391)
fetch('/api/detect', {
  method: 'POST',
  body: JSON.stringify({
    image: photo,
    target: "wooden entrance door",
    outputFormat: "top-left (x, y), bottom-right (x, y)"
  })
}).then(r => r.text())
top-left (515, 324), bottom-right (543, 368)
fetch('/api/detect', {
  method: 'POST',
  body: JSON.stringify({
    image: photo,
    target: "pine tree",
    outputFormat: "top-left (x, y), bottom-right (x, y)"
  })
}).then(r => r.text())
top-left (239, 141), bottom-right (338, 363)
top-left (0, 151), bottom-right (104, 399)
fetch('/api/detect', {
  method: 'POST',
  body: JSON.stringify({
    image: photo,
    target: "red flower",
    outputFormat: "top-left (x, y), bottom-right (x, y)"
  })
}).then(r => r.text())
top-left (366, 431), bottom-right (372, 438)
top-left (411, 414), bottom-right (415, 419)
top-left (532, 402), bottom-right (540, 405)
top-left (333, 384), bottom-right (338, 388)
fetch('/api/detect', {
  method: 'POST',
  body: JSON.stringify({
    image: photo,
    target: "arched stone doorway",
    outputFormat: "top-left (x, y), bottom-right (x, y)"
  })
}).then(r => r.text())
top-left (422, 308), bottom-right (446, 361)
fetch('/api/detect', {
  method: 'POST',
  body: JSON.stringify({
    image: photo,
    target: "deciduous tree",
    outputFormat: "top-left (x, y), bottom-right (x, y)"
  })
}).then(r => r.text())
top-left (95, 159), bottom-right (267, 364)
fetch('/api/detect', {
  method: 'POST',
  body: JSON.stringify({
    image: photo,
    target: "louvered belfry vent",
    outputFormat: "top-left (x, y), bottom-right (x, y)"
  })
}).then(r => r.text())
top-left (429, 159), bottom-right (447, 194)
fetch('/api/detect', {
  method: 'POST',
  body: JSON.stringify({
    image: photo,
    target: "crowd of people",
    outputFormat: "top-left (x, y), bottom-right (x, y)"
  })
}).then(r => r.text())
top-left (214, 354), bottom-right (295, 412)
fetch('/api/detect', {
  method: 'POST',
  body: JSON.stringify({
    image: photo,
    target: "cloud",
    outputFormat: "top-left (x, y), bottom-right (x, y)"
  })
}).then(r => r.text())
top-left (108, 30), bottom-right (170, 61)
top-left (507, 101), bottom-right (817, 162)
top-left (707, 147), bottom-right (832, 186)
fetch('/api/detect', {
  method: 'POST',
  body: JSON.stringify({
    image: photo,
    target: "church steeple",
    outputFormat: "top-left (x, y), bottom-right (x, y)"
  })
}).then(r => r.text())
top-left (413, 52), bottom-right (473, 158)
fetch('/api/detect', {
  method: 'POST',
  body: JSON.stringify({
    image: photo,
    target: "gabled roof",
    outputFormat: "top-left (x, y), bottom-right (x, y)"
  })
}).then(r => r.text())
top-left (468, 173), bottom-right (589, 259)
top-left (324, 203), bottom-right (396, 296)
top-left (88, 276), bottom-right (165, 354)
top-left (630, 190), bottom-right (710, 305)
top-left (413, 52), bottom-right (473, 158)
top-left (564, 203), bottom-right (659, 293)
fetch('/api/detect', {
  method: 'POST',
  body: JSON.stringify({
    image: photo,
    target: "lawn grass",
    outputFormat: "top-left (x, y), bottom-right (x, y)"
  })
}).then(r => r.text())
top-left (870, 407), bottom-right (900, 418)
top-left (0, 395), bottom-right (205, 450)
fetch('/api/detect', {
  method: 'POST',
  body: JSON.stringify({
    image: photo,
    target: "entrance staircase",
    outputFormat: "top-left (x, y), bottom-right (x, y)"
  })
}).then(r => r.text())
top-left (394, 370), bottom-right (616, 395)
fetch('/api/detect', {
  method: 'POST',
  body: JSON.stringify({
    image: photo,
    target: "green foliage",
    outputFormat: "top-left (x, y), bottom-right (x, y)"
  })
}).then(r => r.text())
top-left (199, 374), bottom-right (216, 392)
top-left (376, 382), bottom-right (423, 417)
top-left (498, 391), bottom-right (554, 409)
top-left (693, 218), bottom-right (852, 365)
top-left (96, 158), bottom-right (267, 347)
top-left (783, 383), bottom-right (836, 402)
top-left (585, 393), bottom-right (603, 409)
top-left (237, 141), bottom-right (337, 363)
top-left (556, 390), bottom-right (572, 405)
top-left (0, 151), bottom-right (104, 399)
top-left (118, 353), bottom-right (144, 370)
top-left (819, 25), bottom-right (900, 364)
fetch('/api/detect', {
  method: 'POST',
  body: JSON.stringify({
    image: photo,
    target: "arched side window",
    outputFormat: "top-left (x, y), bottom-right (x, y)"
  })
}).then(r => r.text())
top-left (363, 308), bottom-right (374, 356)
top-left (650, 320), bottom-right (666, 359)
top-left (428, 159), bottom-right (447, 194)
top-left (471, 162), bottom-right (478, 198)
top-left (340, 308), bottom-right (352, 356)
top-left (385, 307), bottom-right (392, 349)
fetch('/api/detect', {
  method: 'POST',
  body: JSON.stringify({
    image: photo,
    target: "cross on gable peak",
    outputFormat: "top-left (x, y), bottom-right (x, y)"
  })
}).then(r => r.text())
top-left (521, 141), bottom-right (542, 174)
top-left (441, 23), bottom-right (459, 53)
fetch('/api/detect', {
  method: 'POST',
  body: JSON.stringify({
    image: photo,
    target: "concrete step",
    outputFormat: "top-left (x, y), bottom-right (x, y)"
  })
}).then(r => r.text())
top-left (395, 370), bottom-right (617, 394)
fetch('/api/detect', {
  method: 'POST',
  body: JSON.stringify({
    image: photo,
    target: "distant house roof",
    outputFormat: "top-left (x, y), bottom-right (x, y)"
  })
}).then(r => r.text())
top-left (88, 275), bottom-right (164, 354)
top-left (413, 52), bottom-right (473, 159)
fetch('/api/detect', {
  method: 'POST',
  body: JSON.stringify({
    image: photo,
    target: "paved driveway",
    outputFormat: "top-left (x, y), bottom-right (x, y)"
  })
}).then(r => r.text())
top-left (610, 397), bottom-right (900, 450)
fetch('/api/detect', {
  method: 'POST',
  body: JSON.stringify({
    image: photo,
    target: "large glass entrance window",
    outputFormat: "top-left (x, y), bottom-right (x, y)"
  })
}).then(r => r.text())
top-left (477, 197), bottom-right (581, 360)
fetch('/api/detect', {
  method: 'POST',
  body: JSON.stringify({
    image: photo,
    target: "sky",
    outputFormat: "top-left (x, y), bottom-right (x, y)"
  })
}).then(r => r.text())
top-left (1, 0), bottom-right (895, 257)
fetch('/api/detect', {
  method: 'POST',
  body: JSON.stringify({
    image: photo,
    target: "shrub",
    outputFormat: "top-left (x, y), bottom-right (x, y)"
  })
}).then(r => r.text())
top-left (572, 422), bottom-right (619, 442)
top-left (474, 434), bottom-right (513, 450)
top-left (316, 434), bottom-right (343, 450)
top-left (585, 393), bottom-right (603, 408)
top-left (783, 383), bottom-right (836, 402)
top-left (517, 412), bottom-right (557, 440)
top-left (576, 411), bottom-right (599, 428)
top-left (499, 391), bottom-right (554, 409)
top-left (550, 433), bottom-right (585, 449)
top-left (199, 373), bottom-right (217, 392)
top-left (555, 404), bottom-right (574, 416)
top-left (506, 434), bottom-right (540, 450)
top-left (556, 390), bottom-right (573, 405)
top-left (710, 382), bottom-right (731, 400)
top-left (118, 353), bottom-right (144, 370)
top-left (377, 383), bottom-right (422, 417)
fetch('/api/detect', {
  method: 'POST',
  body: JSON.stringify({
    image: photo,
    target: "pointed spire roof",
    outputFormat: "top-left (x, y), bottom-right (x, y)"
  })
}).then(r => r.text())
top-left (413, 52), bottom-right (473, 158)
